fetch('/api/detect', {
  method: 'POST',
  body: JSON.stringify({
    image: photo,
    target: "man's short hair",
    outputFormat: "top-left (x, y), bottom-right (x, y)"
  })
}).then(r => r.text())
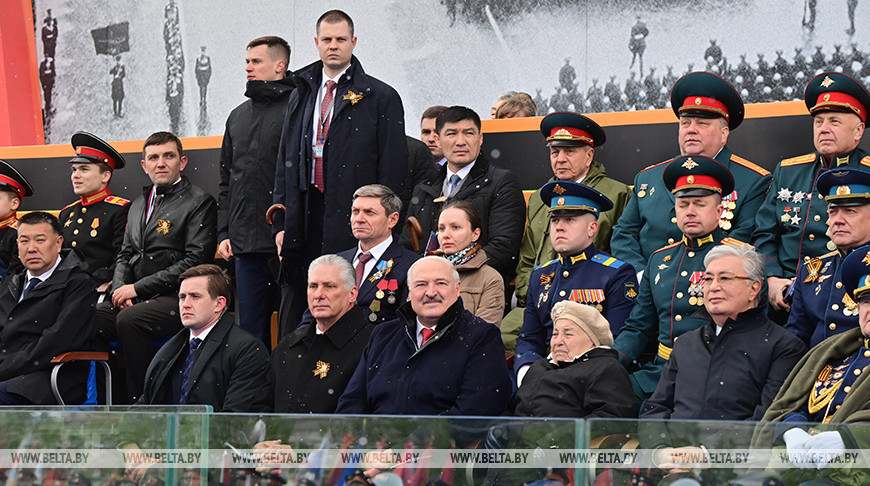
top-left (407, 255), bottom-right (460, 287)
top-left (143, 131), bottom-right (183, 158)
top-left (436, 106), bottom-right (482, 134)
top-left (309, 254), bottom-right (356, 292)
top-left (18, 211), bottom-right (61, 235)
top-left (179, 264), bottom-right (232, 301)
top-left (421, 105), bottom-right (448, 123)
top-left (317, 9), bottom-right (354, 36)
top-left (353, 184), bottom-right (402, 216)
top-left (247, 36), bottom-right (291, 70)
top-left (704, 244), bottom-right (765, 306)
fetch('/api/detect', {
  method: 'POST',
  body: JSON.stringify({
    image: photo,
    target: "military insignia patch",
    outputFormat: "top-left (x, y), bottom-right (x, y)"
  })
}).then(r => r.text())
top-left (681, 158), bottom-right (699, 170)
top-left (313, 361), bottom-right (331, 379)
top-left (863, 253), bottom-right (870, 266)
top-left (821, 76), bottom-right (835, 88)
top-left (540, 272), bottom-right (555, 286)
top-left (553, 184), bottom-right (567, 195)
top-left (804, 258), bottom-right (822, 283)
top-left (343, 90), bottom-right (364, 105)
top-left (624, 282), bottom-right (638, 301)
top-left (156, 220), bottom-right (171, 235)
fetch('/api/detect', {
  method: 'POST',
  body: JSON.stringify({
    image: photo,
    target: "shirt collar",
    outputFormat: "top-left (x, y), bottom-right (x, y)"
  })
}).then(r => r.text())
top-left (27, 254), bottom-right (62, 282)
top-left (190, 316), bottom-right (220, 342)
top-left (447, 160), bottom-right (476, 181)
top-left (322, 67), bottom-right (349, 86)
top-left (356, 235), bottom-right (393, 264)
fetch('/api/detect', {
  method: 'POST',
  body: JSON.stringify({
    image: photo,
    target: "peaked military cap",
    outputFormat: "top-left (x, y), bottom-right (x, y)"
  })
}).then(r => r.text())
top-left (670, 71), bottom-right (745, 130)
top-left (663, 155), bottom-right (734, 197)
top-left (0, 160), bottom-right (34, 198)
top-left (817, 167), bottom-right (870, 206)
top-left (842, 244), bottom-right (870, 301)
top-left (540, 180), bottom-right (613, 218)
top-left (805, 72), bottom-right (870, 122)
top-left (70, 131), bottom-right (126, 170)
top-left (540, 112), bottom-right (606, 147)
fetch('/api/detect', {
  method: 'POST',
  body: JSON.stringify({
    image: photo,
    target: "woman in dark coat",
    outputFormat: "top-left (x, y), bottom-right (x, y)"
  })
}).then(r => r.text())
top-left (509, 300), bottom-right (636, 418)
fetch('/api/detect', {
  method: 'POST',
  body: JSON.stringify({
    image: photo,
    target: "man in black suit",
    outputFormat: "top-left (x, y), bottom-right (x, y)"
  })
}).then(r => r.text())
top-left (139, 264), bottom-right (271, 412)
top-left (0, 212), bottom-right (96, 404)
top-left (339, 184), bottom-right (419, 324)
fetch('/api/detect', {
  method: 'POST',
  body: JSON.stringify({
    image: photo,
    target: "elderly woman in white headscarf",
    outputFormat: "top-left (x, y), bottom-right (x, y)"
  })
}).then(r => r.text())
top-left (509, 300), bottom-right (636, 418)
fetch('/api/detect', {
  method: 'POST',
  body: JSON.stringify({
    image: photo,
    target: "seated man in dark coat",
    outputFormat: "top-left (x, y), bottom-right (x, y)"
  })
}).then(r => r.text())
top-left (510, 300), bottom-right (635, 418)
top-left (336, 256), bottom-right (511, 415)
top-left (271, 255), bottom-right (373, 413)
top-left (642, 244), bottom-right (806, 422)
top-left (0, 211), bottom-right (97, 404)
top-left (139, 264), bottom-right (271, 412)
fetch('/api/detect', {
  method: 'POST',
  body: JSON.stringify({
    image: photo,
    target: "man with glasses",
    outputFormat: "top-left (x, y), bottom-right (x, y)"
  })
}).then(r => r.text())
top-left (640, 244), bottom-right (805, 421)
top-left (784, 168), bottom-right (870, 347)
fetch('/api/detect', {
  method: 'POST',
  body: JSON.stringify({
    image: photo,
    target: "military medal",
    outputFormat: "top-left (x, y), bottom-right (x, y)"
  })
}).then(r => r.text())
top-left (90, 217), bottom-right (99, 237)
top-left (804, 258), bottom-right (822, 283)
top-left (313, 360), bottom-right (330, 379)
top-left (649, 187), bottom-right (655, 196)
top-left (369, 259), bottom-right (394, 282)
top-left (375, 290), bottom-right (385, 299)
top-left (540, 272), bottom-right (554, 286)
top-left (777, 188), bottom-right (793, 201)
top-left (386, 279), bottom-right (398, 304)
top-left (792, 191), bottom-right (806, 203)
top-left (637, 184), bottom-right (648, 198)
top-left (688, 272), bottom-right (705, 306)
top-left (843, 293), bottom-right (859, 316)
top-left (156, 219), bottom-right (171, 235)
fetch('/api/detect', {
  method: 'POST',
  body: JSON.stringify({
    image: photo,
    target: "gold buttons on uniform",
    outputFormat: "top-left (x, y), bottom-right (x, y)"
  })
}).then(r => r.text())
top-left (818, 193), bottom-right (824, 199)
top-left (77, 218), bottom-right (83, 224)
top-left (805, 256), bottom-right (811, 262)
top-left (814, 215), bottom-right (821, 221)
top-left (681, 271), bottom-right (688, 277)
top-left (836, 282), bottom-right (843, 289)
top-left (671, 217), bottom-right (677, 223)
top-left (675, 315), bottom-right (682, 321)
top-left (562, 271), bottom-right (569, 277)
top-left (82, 207), bottom-right (87, 213)
top-left (832, 304), bottom-right (840, 311)
top-left (855, 369), bottom-right (862, 376)
top-left (864, 350), bottom-right (870, 357)
top-left (830, 323), bottom-right (837, 330)
top-left (846, 386), bottom-right (852, 393)
top-left (668, 238), bottom-right (675, 244)
top-left (73, 229), bottom-right (79, 235)
top-left (688, 252), bottom-right (695, 257)
top-left (809, 234), bottom-right (815, 241)
top-left (559, 290), bottom-right (566, 297)
top-left (676, 292), bottom-right (684, 299)
top-left (71, 241), bottom-right (77, 247)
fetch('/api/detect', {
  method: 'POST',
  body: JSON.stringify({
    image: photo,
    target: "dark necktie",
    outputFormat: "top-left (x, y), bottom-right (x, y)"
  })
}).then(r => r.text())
top-left (421, 328), bottom-right (435, 345)
top-left (355, 252), bottom-right (373, 287)
top-left (447, 174), bottom-right (461, 197)
top-left (21, 278), bottom-right (41, 299)
top-left (314, 80), bottom-right (337, 192)
top-left (179, 337), bottom-right (202, 404)
top-left (148, 194), bottom-right (164, 223)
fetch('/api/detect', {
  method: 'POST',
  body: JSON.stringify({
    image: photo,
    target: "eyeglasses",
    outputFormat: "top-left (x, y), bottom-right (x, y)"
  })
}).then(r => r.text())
top-left (701, 274), bottom-right (753, 286)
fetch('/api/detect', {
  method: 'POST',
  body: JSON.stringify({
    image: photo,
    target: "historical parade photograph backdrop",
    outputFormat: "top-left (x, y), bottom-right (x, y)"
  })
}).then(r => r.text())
top-left (31, 0), bottom-right (868, 144)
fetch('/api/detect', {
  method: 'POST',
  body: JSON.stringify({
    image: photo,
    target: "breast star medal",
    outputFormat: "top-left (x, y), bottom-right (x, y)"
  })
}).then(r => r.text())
top-left (156, 219), bottom-right (171, 235)
top-left (313, 360), bottom-right (331, 379)
top-left (343, 90), bottom-right (364, 105)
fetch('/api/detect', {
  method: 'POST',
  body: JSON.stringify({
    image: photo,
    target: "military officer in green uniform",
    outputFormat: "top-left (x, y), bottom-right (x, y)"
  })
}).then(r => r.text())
top-left (504, 112), bottom-right (631, 352)
top-left (0, 161), bottom-right (33, 280)
top-left (613, 154), bottom-right (750, 403)
top-left (754, 72), bottom-right (870, 313)
top-left (611, 71), bottom-right (771, 277)
top-left (59, 132), bottom-right (130, 283)
top-left (753, 244), bottom-right (870, 483)
top-left (784, 168), bottom-right (870, 347)
top-left (513, 180), bottom-right (637, 385)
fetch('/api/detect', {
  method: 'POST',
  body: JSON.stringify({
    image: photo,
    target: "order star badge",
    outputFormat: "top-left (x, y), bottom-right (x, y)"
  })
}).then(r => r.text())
top-left (777, 188), bottom-right (793, 201)
top-left (343, 90), bottom-right (364, 105)
top-left (156, 219), bottom-right (171, 235)
top-left (313, 360), bottom-right (331, 379)
top-left (791, 191), bottom-right (806, 204)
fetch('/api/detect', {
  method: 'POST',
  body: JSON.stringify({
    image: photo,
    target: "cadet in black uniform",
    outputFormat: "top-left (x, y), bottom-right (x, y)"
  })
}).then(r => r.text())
top-left (59, 132), bottom-right (130, 283)
top-left (0, 160), bottom-right (33, 281)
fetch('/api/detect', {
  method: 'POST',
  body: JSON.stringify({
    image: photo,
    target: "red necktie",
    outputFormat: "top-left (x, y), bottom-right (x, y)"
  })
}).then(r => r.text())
top-left (314, 80), bottom-right (337, 192)
top-left (355, 252), bottom-right (373, 287)
top-left (421, 328), bottom-right (435, 345)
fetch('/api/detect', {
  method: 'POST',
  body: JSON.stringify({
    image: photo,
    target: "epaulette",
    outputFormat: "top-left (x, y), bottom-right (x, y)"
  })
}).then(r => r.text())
top-left (591, 253), bottom-right (626, 268)
top-left (61, 200), bottom-right (81, 211)
top-left (861, 156), bottom-right (870, 167)
top-left (534, 258), bottom-right (559, 271)
top-left (652, 240), bottom-right (682, 254)
top-left (730, 154), bottom-right (771, 176)
top-left (721, 237), bottom-right (754, 248)
top-left (9, 220), bottom-right (17, 230)
top-left (640, 157), bottom-right (673, 173)
top-left (818, 250), bottom-right (839, 259)
top-left (105, 195), bottom-right (131, 206)
top-left (781, 153), bottom-right (818, 167)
